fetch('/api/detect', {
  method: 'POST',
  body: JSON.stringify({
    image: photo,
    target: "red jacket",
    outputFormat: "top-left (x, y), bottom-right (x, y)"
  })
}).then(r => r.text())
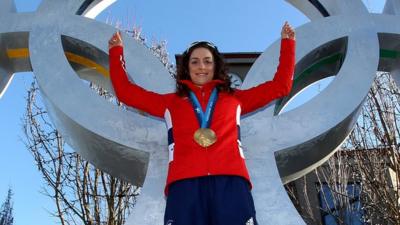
top-left (109, 39), bottom-right (295, 194)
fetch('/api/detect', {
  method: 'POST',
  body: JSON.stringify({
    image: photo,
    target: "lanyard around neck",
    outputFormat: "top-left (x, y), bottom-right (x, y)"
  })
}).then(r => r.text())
top-left (189, 88), bottom-right (218, 128)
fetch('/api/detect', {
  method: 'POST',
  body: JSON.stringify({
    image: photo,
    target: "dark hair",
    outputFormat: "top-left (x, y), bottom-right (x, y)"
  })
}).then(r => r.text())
top-left (175, 41), bottom-right (233, 96)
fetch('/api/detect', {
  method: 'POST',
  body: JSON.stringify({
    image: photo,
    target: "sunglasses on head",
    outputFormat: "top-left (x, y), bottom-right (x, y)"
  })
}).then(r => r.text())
top-left (184, 41), bottom-right (218, 54)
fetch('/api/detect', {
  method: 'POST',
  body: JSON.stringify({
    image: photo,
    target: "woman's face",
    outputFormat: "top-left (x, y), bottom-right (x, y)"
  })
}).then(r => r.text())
top-left (188, 47), bottom-right (215, 86)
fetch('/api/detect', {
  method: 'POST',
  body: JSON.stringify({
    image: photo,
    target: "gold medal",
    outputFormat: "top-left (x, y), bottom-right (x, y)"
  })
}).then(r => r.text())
top-left (194, 128), bottom-right (217, 147)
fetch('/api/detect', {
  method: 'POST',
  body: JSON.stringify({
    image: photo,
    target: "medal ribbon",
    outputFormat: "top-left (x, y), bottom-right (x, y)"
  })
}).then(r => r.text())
top-left (189, 88), bottom-right (218, 128)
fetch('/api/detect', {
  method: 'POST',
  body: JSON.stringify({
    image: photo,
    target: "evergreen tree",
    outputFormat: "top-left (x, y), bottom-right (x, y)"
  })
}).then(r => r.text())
top-left (0, 188), bottom-right (14, 225)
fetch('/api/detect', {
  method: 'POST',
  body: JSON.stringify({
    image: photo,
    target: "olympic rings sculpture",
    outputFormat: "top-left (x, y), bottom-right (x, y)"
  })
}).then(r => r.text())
top-left (1, 0), bottom-right (400, 224)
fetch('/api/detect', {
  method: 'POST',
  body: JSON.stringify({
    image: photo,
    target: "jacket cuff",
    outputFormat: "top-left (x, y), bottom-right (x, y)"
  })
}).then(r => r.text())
top-left (109, 46), bottom-right (123, 57)
top-left (281, 38), bottom-right (295, 49)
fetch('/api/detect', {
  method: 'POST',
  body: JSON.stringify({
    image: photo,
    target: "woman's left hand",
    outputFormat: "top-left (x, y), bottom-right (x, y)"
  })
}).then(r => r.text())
top-left (281, 21), bottom-right (295, 40)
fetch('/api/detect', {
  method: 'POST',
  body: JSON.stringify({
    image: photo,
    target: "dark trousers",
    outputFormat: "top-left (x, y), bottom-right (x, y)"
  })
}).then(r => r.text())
top-left (164, 175), bottom-right (258, 225)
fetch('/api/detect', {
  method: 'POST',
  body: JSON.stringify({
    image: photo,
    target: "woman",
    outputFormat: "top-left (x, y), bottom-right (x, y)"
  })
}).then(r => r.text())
top-left (109, 22), bottom-right (295, 225)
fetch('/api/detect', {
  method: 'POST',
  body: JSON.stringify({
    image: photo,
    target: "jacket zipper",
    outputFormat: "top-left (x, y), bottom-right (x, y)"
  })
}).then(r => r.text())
top-left (200, 88), bottom-right (211, 176)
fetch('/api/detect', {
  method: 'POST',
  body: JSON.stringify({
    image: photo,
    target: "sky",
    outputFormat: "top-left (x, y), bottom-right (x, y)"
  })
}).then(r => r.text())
top-left (0, 0), bottom-right (385, 224)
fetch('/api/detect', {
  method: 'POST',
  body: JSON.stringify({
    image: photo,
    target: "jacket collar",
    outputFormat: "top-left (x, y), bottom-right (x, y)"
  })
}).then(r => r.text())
top-left (179, 79), bottom-right (224, 92)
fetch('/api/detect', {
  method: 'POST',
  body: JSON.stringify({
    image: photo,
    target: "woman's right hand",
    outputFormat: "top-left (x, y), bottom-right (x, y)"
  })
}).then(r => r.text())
top-left (108, 31), bottom-right (123, 49)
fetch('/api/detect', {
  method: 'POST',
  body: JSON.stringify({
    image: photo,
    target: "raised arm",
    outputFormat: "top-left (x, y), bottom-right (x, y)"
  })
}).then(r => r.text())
top-left (234, 22), bottom-right (296, 115)
top-left (108, 32), bottom-right (167, 118)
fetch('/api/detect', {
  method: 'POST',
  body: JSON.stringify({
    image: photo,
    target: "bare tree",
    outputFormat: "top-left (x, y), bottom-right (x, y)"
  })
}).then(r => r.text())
top-left (286, 151), bottom-right (363, 225)
top-left (343, 72), bottom-right (400, 224)
top-left (22, 25), bottom-right (174, 224)
top-left (286, 72), bottom-right (400, 225)
top-left (0, 188), bottom-right (14, 225)
top-left (23, 82), bottom-right (139, 225)
top-left (285, 176), bottom-right (320, 224)
top-left (314, 151), bottom-right (364, 225)
top-left (116, 23), bottom-right (176, 77)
